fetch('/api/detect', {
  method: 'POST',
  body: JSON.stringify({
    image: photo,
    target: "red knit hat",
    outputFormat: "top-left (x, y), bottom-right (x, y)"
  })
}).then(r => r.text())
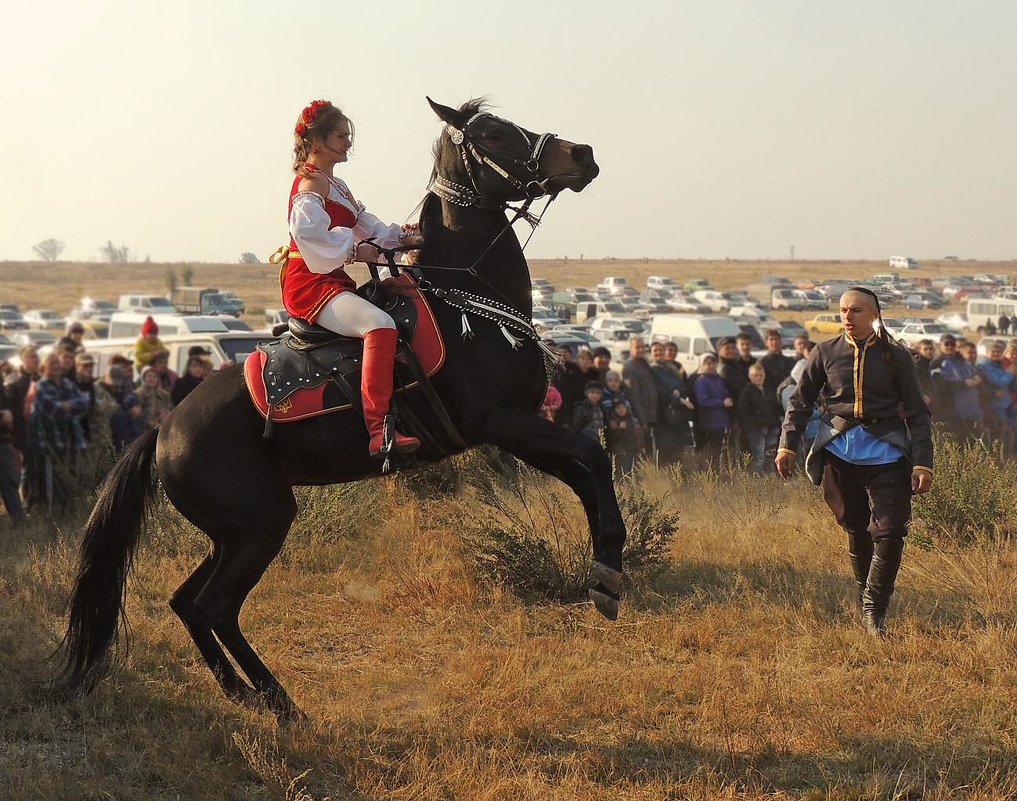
top-left (141, 316), bottom-right (158, 336)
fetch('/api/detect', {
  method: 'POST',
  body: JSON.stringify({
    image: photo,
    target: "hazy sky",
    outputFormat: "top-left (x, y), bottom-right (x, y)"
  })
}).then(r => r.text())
top-left (2, 1), bottom-right (1015, 264)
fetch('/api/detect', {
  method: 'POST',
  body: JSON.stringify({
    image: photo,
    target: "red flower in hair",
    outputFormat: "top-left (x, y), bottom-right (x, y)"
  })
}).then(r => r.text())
top-left (294, 100), bottom-right (332, 136)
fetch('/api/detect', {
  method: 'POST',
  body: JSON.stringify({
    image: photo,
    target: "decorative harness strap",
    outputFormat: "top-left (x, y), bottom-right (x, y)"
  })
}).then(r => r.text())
top-left (429, 285), bottom-right (559, 381)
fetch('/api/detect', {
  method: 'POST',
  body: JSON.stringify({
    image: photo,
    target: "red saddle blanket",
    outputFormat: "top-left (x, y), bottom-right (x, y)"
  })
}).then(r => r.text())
top-left (244, 280), bottom-right (446, 423)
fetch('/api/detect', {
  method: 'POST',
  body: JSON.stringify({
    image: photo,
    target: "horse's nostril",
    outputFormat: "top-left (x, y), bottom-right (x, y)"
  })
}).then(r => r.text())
top-left (572, 144), bottom-right (594, 166)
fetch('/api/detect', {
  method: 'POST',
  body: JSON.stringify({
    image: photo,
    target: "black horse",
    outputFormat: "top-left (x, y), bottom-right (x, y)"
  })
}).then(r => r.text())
top-left (61, 99), bottom-right (625, 718)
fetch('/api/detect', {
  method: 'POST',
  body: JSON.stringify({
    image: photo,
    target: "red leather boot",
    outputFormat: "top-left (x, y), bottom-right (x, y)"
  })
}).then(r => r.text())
top-left (361, 327), bottom-right (420, 457)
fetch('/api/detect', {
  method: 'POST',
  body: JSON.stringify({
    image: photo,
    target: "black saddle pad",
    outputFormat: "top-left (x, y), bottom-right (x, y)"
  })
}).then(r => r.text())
top-left (259, 280), bottom-right (419, 407)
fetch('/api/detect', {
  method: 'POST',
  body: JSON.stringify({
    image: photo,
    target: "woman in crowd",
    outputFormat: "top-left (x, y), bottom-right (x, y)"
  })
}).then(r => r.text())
top-left (274, 99), bottom-right (423, 457)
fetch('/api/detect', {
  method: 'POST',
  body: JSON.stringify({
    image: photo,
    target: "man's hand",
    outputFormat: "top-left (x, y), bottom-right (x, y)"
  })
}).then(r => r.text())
top-left (0, 410), bottom-right (11, 426)
top-left (912, 469), bottom-right (933, 494)
top-left (775, 450), bottom-right (796, 479)
top-left (723, 397), bottom-right (733, 408)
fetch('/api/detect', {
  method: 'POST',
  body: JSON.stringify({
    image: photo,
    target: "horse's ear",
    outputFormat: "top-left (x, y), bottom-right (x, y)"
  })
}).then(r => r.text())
top-left (427, 97), bottom-right (468, 130)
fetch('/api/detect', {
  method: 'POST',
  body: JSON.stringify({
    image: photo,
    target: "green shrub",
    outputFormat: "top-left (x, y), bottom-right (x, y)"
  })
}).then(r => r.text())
top-left (911, 434), bottom-right (1017, 547)
top-left (455, 465), bottom-right (678, 603)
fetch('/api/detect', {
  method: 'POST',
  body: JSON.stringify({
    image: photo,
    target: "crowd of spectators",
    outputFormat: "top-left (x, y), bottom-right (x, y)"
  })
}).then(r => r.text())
top-left (542, 327), bottom-right (1017, 480)
top-left (0, 317), bottom-right (215, 523)
top-left (542, 327), bottom-right (812, 478)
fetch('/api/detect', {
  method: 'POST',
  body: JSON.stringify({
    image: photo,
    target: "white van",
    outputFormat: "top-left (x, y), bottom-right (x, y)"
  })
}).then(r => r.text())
top-left (649, 314), bottom-right (741, 372)
top-left (118, 293), bottom-right (177, 314)
top-left (108, 312), bottom-right (230, 339)
top-left (691, 290), bottom-right (729, 312)
top-left (78, 331), bottom-right (267, 378)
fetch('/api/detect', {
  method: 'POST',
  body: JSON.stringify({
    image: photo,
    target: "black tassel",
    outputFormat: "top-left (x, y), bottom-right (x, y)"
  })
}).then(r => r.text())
top-left (262, 415), bottom-right (274, 439)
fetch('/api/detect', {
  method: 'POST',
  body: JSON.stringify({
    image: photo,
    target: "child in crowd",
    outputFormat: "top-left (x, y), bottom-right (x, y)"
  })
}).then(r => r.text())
top-left (111, 395), bottom-right (149, 450)
top-left (605, 401), bottom-right (640, 477)
top-left (133, 317), bottom-right (164, 373)
top-left (600, 370), bottom-right (634, 416)
top-left (571, 381), bottom-right (606, 442)
top-left (737, 363), bottom-right (783, 474)
top-left (692, 353), bottom-right (732, 471)
top-left (539, 383), bottom-right (563, 422)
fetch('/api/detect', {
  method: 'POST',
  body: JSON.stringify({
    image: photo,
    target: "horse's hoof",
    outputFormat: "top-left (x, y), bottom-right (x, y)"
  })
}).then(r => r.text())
top-left (591, 561), bottom-right (623, 595)
top-left (589, 588), bottom-right (620, 621)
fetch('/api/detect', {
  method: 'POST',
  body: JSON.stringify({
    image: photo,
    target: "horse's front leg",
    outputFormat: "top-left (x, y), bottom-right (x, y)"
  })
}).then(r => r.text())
top-left (484, 408), bottom-right (626, 618)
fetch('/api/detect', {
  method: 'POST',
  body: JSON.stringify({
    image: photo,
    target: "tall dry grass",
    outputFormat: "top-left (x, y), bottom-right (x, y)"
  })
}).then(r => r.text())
top-left (1, 448), bottom-right (1015, 800)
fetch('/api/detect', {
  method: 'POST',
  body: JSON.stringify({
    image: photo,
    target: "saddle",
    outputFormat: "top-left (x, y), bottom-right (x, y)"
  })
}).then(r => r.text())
top-left (243, 275), bottom-right (447, 426)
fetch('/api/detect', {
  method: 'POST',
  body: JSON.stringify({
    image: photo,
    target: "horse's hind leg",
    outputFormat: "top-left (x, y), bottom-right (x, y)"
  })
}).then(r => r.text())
top-left (169, 547), bottom-right (256, 704)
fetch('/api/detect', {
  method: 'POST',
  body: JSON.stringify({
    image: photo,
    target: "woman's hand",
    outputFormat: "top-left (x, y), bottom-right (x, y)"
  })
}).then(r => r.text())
top-left (354, 241), bottom-right (380, 262)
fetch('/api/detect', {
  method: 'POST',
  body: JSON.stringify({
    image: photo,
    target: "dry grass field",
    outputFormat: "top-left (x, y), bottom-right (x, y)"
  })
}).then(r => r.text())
top-left (1, 259), bottom-right (1015, 799)
top-left (1, 457), bottom-right (1015, 801)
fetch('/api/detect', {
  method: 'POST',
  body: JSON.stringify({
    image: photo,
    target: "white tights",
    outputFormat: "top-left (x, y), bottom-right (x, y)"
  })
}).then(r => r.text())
top-left (315, 291), bottom-right (395, 338)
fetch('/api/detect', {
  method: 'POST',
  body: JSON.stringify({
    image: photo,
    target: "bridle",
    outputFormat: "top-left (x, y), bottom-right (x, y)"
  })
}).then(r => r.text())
top-left (428, 112), bottom-right (558, 210)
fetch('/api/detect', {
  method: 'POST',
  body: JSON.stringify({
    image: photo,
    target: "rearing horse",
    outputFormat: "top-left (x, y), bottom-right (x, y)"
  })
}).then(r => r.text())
top-left (61, 98), bottom-right (625, 718)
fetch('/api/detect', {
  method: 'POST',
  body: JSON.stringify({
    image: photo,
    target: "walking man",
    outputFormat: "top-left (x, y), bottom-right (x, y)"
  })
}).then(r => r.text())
top-left (775, 288), bottom-right (933, 637)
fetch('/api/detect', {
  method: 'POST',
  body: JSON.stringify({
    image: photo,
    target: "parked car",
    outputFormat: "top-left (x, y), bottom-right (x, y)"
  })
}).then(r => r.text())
top-left (805, 313), bottom-right (843, 335)
top-left (935, 312), bottom-right (969, 333)
top-left (901, 293), bottom-right (944, 310)
top-left (23, 309), bottom-right (67, 330)
top-left (218, 317), bottom-right (253, 332)
top-left (683, 278), bottom-right (712, 293)
top-left (597, 276), bottom-right (630, 295)
top-left (894, 322), bottom-right (950, 348)
top-left (665, 296), bottom-right (710, 314)
top-left (645, 276), bottom-right (680, 293)
top-left (878, 318), bottom-right (906, 338)
top-left (0, 309), bottom-right (29, 331)
top-left (588, 316), bottom-right (647, 338)
top-left (778, 320), bottom-right (809, 342)
top-left (770, 288), bottom-right (807, 310)
top-left (531, 278), bottom-right (554, 292)
top-left (69, 298), bottom-right (118, 322)
top-left (107, 312), bottom-right (229, 339)
top-left (10, 330), bottom-right (56, 348)
top-left (0, 334), bottom-right (17, 362)
top-left (265, 308), bottom-right (291, 327)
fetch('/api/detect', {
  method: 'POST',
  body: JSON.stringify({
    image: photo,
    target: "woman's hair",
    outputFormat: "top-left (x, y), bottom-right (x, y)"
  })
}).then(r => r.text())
top-left (292, 100), bottom-right (354, 178)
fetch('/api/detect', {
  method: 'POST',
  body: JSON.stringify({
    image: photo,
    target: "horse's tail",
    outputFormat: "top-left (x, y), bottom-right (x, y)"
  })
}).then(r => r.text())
top-left (59, 427), bottom-right (159, 695)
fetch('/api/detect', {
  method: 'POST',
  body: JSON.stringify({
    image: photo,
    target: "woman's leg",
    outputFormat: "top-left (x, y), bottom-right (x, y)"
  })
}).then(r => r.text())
top-left (315, 293), bottom-right (419, 456)
top-left (315, 292), bottom-right (395, 337)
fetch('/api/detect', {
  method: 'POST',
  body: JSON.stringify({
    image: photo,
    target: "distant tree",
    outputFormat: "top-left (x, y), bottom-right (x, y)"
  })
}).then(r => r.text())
top-left (165, 268), bottom-right (179, 295)
top-left (182, 266), bottom-right (194, 285)
top-left (99, 241), bottom-right (131, 263)
top-left (239, 252), bottom-right (260, 264)
top-left (33, 238), bottom-right (65, 262)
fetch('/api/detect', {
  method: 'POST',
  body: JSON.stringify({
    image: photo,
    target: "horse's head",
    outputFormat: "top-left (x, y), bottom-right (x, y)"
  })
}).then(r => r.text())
top-left (427, 98), bottom-right (599, 207)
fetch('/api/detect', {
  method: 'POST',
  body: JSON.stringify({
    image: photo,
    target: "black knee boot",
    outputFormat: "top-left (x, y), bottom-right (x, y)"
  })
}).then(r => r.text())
top-left (847, 531), bottom-right (874, 608)
top-left (862, 538), bottom-right (904, 637)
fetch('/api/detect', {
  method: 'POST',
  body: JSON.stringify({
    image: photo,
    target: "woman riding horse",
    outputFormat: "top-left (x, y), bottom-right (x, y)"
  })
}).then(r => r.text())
top-left (281, 99), bottom-right (422, 456)
top-left (60, 98), bottom-right (616, 720)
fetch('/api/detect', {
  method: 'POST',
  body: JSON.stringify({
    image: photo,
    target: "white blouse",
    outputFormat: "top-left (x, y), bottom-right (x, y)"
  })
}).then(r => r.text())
top-left (289, 176), bottom-right (405, 276)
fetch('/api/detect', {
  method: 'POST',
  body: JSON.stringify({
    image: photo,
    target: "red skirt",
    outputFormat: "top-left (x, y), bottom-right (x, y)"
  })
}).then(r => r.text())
top-left (279, 254), bottom-right (356, 323)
